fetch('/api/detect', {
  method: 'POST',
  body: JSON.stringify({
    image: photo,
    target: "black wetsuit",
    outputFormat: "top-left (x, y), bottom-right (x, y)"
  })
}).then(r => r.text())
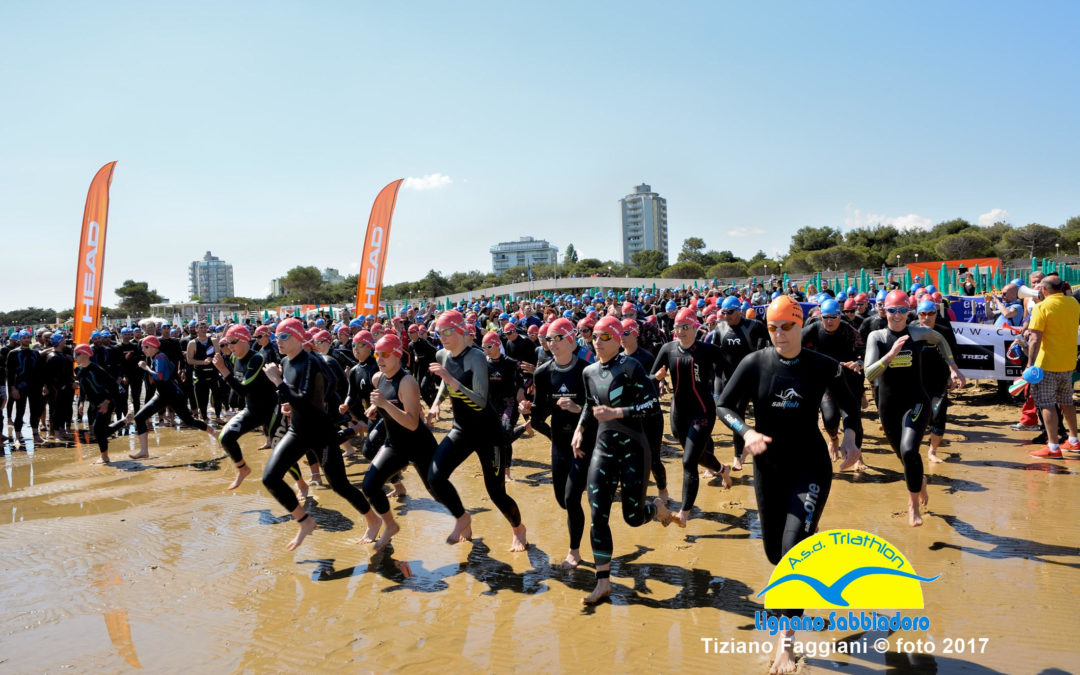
top-left (707, 318), bottom-right (770, 462)
top-left (218, 350), bottom-right (277, 464)
top-left (531, 355), bottom-right (594, 550)
top-left (42, 348), bottom-right (74, 434)
top-left (6, 345), bottom-right (44, 435)
top-left (428, 345), bottom-right (522, 527)
top-left (717, 347), bottom-right (863, 618)
top-left (190, 337), bottom-right (226, 419)
top-left (77, 362), bottom-right (120, 454)
top-left (261, 349), bottom-right (371, 515)
top-left (624, 346), bottom-right (666, 492)
top-left (117, 352), bottom-right (207, 436)
top-left (116, 340), bottom-right (144, 413)
top-left (651, 340), bottom-right (726, 512)
top-left (864, 325), bottom-right (956, 493)
top-left (922, 321), bottom-right (958, 437)
top-left (360, 368), bottom-right (440, 515)
top-left (408, 336), bottom-right (439, 405)
top-left (579, 354), bottom-right (659, 564)
top-left (487, 354), bottom-right (525, 465)
top-left (801, 319), bottom-right (865, 439)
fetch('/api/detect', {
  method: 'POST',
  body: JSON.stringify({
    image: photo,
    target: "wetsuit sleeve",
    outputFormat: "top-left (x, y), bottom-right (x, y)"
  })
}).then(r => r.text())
top-left (150, 353), bottom-right (170, 382)
top-left (619, 359), bottom-right (658, 419)
top-left (649, 343), bottom-right (668, 376)
top-left (577, 367), bottom-right (595, 429)
top-left (717, 357), bottom-right (754, 438)
top-left (452, 348), bottom-right (490, 409)
top-left (863, 330), bottom-right (888, 382)
top-left (913, 325), bottom-right (957, 366)
top-left (6, 350), bottom-right (17, 390)
top-left (529, 362), bottom-right (553, 439)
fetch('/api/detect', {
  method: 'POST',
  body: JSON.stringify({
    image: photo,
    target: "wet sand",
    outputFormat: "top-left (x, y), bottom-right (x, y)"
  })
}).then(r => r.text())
top-left (2, 386), bottom-right (1078, 673)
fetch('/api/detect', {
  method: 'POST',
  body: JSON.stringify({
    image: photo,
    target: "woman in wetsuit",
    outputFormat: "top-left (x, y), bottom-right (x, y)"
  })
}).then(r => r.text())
top-left (359, 334), bottom-right (442, 551)
top-left (864, 290), bottom-right (964, 527)
top-left (260, 318), bottom-right (381, 551)
top-left (73, 343), bottom-right (121, 463)
top-left (213, 324), bottom-right (279, 490)
top-left (424, 310), bottom-right (528, 551)
top-left (118, 335), bottom-right (214, 460)
top-left (520, 318), bottom-right (594, 570)
top-left (620, 318), bottom-right (668, 501)
top-left (651, 307), bottom-right (732, 528)
top-left (717, 296), bottom-right (863, 674)
top-left (573, 316), bottom-right (672, 604)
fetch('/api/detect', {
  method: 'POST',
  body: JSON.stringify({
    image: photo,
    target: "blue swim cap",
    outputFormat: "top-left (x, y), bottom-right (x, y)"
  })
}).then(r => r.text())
top-left (315, 319), bottom-right (325, 326)
top-left (573, 299), bottom-right (582, 305)
top-left (562, 310), bottom-right (573, 318)
top-left (820, 299), bottom-right (842, 315)
top-left (665, 300), bottom-right (677, 311)
top-left (847, 286), bottom-right (857, 295)
top-left (721, 296), bottom-right (740, 310)
top-left (1023, 366), bottom-right (1044, 384)
top-left (740, 301), bottom-right (751, 311)
top-left (697, 299), bottom-right (705, 308)
top-left (771, 291), bottom-right (781, 300)
top-left (917, 300), bottom-right (936, 314)
top-left (366, 314), bottom-right (375, 320)
top-left (1011, 278), bottom-right (1023, 287)
top-left (189, 320), bottom-right (198, 327)
top-left (925, 285), bottom-right (937, 294)
top-left (120, 327), bottom-right (132, 335)
top-left (909, 284), bottom-right (923, 294)
top-left (836, 292), bottom-right (847, 302)
top-left (349, 318), bottom-right (363, 329)
top-left (499, 312), bottom-right (509, 320)
top-left (876, 289), bottom-right (888, 302)
top-left (50, 332), bottom-right (64, 345)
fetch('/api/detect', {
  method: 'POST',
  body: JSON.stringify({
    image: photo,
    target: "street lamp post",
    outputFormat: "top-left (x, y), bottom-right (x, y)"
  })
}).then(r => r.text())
top-left (1056, 243), bottom-right (1060, 258)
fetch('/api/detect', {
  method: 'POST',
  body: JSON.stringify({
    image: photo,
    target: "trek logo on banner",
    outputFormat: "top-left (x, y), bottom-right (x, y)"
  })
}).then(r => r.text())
top-left (355, 179), bottom-right (404, 315)
top-left (950, 321), bottom-right (1080, 380)
top-left (73, 162), bottom-right (117, 347)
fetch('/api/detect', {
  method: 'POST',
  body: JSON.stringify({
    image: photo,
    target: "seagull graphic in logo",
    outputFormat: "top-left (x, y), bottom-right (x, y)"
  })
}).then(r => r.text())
top-left (756, 567), bottom-right (941, 607)
top-left (776, 388), bottom-right (802, 402)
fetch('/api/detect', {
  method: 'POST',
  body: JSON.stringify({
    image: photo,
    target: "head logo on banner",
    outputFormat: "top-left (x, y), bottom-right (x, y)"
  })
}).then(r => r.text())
top-left (73, 162), bottom-right (117, 347)
top-left (355, 179), bottom-right (404, 317)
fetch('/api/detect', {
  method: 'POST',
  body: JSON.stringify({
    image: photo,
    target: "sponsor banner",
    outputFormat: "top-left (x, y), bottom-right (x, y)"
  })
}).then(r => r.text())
top-left (355, 179), bottom-right (404, 315)
top-left (950, 321), bottom-right (1080, 380)
top-left (73, 162), bottom-right (117, 347)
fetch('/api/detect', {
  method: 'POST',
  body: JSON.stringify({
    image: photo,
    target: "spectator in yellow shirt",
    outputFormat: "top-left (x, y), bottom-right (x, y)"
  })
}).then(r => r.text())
top-left (1027, 273), bottom-right (1080, 459)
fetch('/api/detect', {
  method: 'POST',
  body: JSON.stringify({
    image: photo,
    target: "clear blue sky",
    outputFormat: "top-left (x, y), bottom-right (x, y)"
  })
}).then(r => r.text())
top-left (2, 1), bottom-right (1077, 311)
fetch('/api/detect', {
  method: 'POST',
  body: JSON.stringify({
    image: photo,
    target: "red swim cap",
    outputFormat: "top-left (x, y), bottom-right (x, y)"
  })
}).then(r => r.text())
top-left (352, 330), bottom-right (375, 347)
top-left (594, 316), bottom-right (623, 340)
top-left (276, 318), bottom-right (307, 344)
top-left (482, 331), bottom-right (501, 347)
top-left (621, 318), bottom-right (639, 335)
top-left (312, 330), bottom-right (332, 343)
top-left (374, 333), bottom-right (404, 357)
top-left (371, 323), bottom-right (384, 334)
top-left (140, 335), bottom-right (161, 350)
top-left (674, 307), bottom-right (700, 327)
top-left (547, 318), bottom-right (575, 339)
top-left (253, 325), bottom-right (271, 337)
top-left (407, 324), bottom-right (420, 333)
top-left (884, 290), bottom-right (909, 308)
top-left (621, 302), bottom-right (636, 314)
top-left (577, 317), bottom-right (596, 330)
top-left (73, 344), bottom-right (93, 357)
top-left (435, 310), bottom-right (466, 335)
top-left (537, 322), bottom-right (550, 337)
top-left (526, 324), bottom-right (540, 336)
top-left (503, 322), bottom-right (517, 334)
top-left (843, 298), bottom-right (857, 310)
top-left (226, 325), bottom-right (252, 342)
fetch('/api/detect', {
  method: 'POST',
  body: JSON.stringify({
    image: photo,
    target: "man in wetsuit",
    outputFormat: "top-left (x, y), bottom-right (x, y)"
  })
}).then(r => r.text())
top-left (801, 298), bottom-right (865, 465)
top-left (214, 324), bottom-right (278, 489)
top-left (6, 330), bottom-right (44, 445)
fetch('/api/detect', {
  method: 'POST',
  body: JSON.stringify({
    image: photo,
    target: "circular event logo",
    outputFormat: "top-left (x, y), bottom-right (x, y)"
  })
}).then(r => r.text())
top-left (757, 529), bottom-right (940, 609)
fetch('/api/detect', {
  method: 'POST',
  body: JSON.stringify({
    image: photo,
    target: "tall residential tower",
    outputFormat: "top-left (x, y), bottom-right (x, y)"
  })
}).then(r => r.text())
top-left (188, 251), bottom-right (234, 302)
top-left (620, 183), bottom-right (668, 265)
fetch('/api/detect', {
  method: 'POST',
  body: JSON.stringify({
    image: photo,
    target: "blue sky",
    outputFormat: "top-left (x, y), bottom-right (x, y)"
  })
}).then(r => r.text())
top-left (2, 1), bottom-right (1077, 311)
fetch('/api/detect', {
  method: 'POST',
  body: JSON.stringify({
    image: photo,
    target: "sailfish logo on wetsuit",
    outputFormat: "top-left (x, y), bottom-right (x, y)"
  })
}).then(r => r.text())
top-left (772, 388), bottom-right (802, 408)
top-left (757, 528), bottom-right (940, 610)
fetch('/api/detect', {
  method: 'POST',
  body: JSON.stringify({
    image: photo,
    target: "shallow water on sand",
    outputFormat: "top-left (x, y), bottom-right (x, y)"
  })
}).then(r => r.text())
top-left (2, 389), bottom-right (1078, 673)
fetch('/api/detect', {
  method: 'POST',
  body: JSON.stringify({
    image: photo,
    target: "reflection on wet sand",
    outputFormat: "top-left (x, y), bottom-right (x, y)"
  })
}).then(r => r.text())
top-left (2, 390), bottom-right (1078, 672)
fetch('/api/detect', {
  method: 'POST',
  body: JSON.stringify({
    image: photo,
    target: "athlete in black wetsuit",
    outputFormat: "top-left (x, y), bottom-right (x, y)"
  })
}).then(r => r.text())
top-left (620, 318), bottom-right (668, 500)
top-left (260, 318), bottom-right (381, 551)
top-left (916, 299), bottom-right (959, 464)
top-left (73, 344), bottom-right (121, 462)
top-left (6, 330), bottom-right (44, 444)
top-left (424, 310), bottom-right (527, 551)
top-left (482, 331), bottom-right (526, 479)
top-left (706, 297), bottom-right (770, 469)
top-left (407, 324), bottom-right (439, 405)
top-left (864, 291), bottom-right (964, 527)
top-left (214, 325), bottom-right (278, 489)
top-left (359, 334), bottom-right (443, 551)
top-left (801, 298), bottom-right (866, 465)
top-left (521, 318), bottom-right (594, 569)
top-left (186, 322), bottom-right (227, 421)
top-left (574, 316), bottom-right (671, 604)
top-left (118, 336), bottom-right (214, 459)
top-left (42, 334), bottom-right (75, 440)
top-left (717, 296), bottom-right (863, 674)
top-left (116, 328), bottom-right (144, 415)
top-left (652, 308), bottom-right (732, 527)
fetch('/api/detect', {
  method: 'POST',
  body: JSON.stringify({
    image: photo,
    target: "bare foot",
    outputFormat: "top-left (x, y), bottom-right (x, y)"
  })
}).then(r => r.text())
top-left (357, 514), bottom-right (381, 544)
top-left (505, 468), bottom-right (514, 483)
top-left (673, 510), bottom-right (689, 528)
top-left (558, 549), bottom-right (582, 570)
top-left (389, 480), bottom-right (407, 499)
top-left (228, 463), bottom-right (251, 490)
top-left (927, 448), bottom-right (944, 463)
top-left (582, 578), bottom-right (612, 605)
top-left (94, 454), bottom-right (111, 465)
top-left (309, 472), bottom-right (322, 486)
top-left (908, 497), bottom-right (924, 527)
top-left (719, 463), bottom-right (732, 489)
top-left (828, 437), bottom-right (841, 462)
top-left (509, 524), bottom-right (527, 552)
top-left (919, 476), bottom-right (929, 507)
top-left (447, 512), bottom-right (472, 545)
top-left (702, 468), bottom-right (717, 479)
top-left (374, 519), bottom-right (399, 551)
top-left (732, 456), bottom-right (743, 471)
top-left (128, 451), bottom-right (149, 460)
top-left (258, 440), bottom-right (272, 450)
top-left (32, 434), bottom-right (44, 444)
top-left (657, 488), bottom-right (670, 503)
top-left (286, 514), bottom-right (316, 551)
top-left (770, 633), bottom-right (798, 674)
top-left (296, 479), bottom-right (310, 501)
top-left (654, 497), bottom-right (672, 526)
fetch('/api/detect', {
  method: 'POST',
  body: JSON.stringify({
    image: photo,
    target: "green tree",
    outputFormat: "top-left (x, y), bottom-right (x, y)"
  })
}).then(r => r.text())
top-left (928, 218), bottom-right (974, 240)
top-left (782, 251), bottom-right (815, 274)
top-left (999, 223), bottom-right (1063, 258)
top-left (115, 279), bottom-right (163, 316)
top-left (676, 237), bottom-right (709, 267)
top-left (790, 226), bottom-right (843, 252)
top-left (0, 307), bottom-right (57, 326)
top-left (844, 225), bottom-right (900, 258)
top-left (980, 222), bottom-right (1012, 247)
top-left (564, 243), bottom-right (579, 264)
top-left (806, 246), bottom-right (873, 271)
top-left (706, 262), bottom-right (747, 279)
top-left (885, 244), bottom-right (937, 266)
top-left (935, 232), bottom-right (995, 259)
top-left (283, 266), bottom-right (324, 300)
top-left (660, 262), bottom-right (705, 279)
top-left (420, 269), bottom-right (453, 298)
top-left (1058, 215), bottom-right (1080, 250)
top-left (745, 259), bottom-right (781, 277)
top-left (630, 250), bottom-right (668, 277)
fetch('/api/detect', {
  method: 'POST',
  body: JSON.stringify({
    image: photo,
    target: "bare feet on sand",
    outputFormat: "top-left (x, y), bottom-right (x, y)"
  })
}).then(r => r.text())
top-left (286, 513), bottom-right (316, 551)
top-left (558, 549), bottom-right (582, 570)
top-left (374, 518), bottom-right (400, 551)
top-left (228, 462), bottom-right (251, 490)
top-left (582, 576), bottom-right (611, 605)
top-left (654, 497), bottom-right (672, 526)
top-left (357, 512), bottom-right (382, 545)
top-left (447, 512), bottom-right (472, 544)
top-left (388, 480), bottom-right (407, 499)
top-left (770, 632), bottom-right (798, 674)
top-left (509, 524), bottom-right (528, 552)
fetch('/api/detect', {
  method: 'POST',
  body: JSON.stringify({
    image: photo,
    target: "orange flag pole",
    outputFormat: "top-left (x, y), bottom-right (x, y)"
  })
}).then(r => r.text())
top-left (355, 179), bottom-right (404, 318)
top-left (73, 162), bottom-right (117, 346)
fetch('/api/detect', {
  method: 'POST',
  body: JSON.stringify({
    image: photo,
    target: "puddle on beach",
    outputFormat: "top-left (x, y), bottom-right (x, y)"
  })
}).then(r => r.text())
top-left (2, 392), bottom-right (1078, 672)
